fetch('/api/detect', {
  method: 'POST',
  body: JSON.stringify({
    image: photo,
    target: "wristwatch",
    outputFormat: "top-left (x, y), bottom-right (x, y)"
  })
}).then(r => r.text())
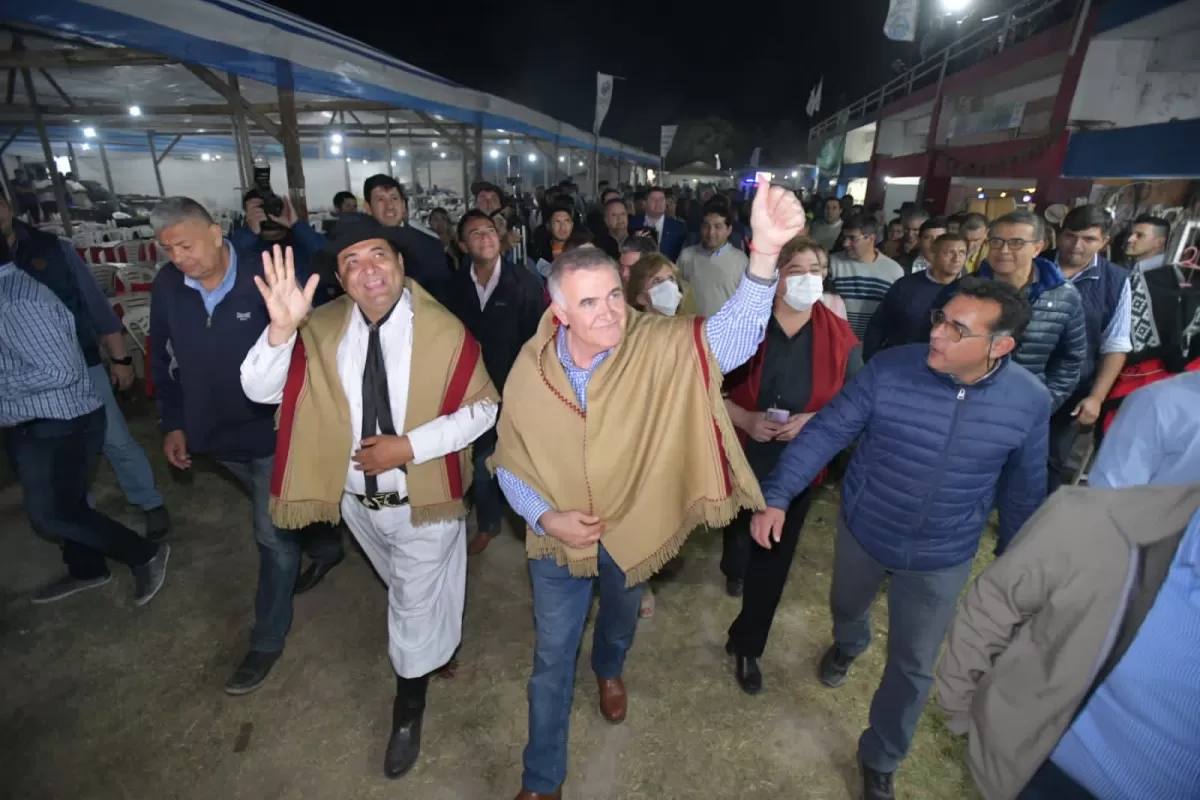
top-left (110, 356), bottom-right (134, 366)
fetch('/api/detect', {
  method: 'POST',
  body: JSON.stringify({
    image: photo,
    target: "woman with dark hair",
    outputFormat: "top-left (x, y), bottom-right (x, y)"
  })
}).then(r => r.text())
top-left (720, 234), bottom-right (862, 694)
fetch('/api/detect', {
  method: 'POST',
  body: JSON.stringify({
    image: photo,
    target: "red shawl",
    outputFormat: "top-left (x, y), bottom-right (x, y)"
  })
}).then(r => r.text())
top-left (725, 301), bottom-right (859, 485)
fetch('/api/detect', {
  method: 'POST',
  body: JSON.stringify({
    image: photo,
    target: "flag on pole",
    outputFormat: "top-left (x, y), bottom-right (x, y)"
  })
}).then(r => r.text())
top-left (594, 73), bottom-right (615, 135)
top-left (806, 78), bottom-right (824, 117)
top-left (883, 0), bottom-right (919, 41)
top-left (659, 125), bottom-right (678, 160)
top-left (814, 77), bottom-right (823, 113)
top-left (806, 85), bottom-right (816, 117)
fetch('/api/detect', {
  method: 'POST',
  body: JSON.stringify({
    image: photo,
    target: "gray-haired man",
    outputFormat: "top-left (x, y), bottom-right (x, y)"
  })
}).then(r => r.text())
top-left (150, 197), bottom-right (303, 695)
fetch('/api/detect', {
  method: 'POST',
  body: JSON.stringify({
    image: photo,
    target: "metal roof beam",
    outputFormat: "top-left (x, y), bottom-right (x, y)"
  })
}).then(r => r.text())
top-left (0, 48), bottom-right (175, 69)
top-left (182, 63), bottom-right (281, 140)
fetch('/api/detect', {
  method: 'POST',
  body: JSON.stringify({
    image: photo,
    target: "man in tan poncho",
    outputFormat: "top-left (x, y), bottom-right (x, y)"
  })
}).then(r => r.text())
top-left (493, 181), bottom-right (807, 800)
top-left (239, 216), bottom-right (498, 781)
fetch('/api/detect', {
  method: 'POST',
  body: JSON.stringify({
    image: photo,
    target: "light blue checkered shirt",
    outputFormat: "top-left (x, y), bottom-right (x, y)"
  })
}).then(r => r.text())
top-left (0, 262), bottom-right (102, 426)
top-left (497, 270), bottom-right (776, 533)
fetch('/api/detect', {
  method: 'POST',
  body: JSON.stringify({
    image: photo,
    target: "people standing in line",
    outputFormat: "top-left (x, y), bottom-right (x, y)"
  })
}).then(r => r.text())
top-left (241, 217), bottom-right (499, 780)
top-left (0, 194), bottom-right (170, 540)
top-left (1, 235), bottom-right (169, 607)
top-left (809, 196), bottom-right (844, 252)
top-left (864, 233), bottom-right (968, 360)
top-left (630, 186), bottom-right (687, 260)
top-left (829, 214), bottom-right (905, 339)
top-left (1048, 205), bottom-right (1131, 491)
top-left (721, 234), bottom-right (861, 693)
top-left (676, 203), bottom-right (751, 317)
top-left (493, 181), bottom-right (806, 800)
top-left (444, 210), bottom-right (547, 556)
top-left (150, 197), bottom-right (303, 695)
top-left (966, 210), bottom-right (1087, 411)
top-left (750, 277), bottom-right (1050, 800)
top-left (938, 375), bottom-right (1200, 800)
top-left (1124, 213), bottom-right (1171, 271)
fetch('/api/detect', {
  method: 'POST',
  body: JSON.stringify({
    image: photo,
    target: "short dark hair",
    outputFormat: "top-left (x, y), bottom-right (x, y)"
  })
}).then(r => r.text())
top-left (934, 232), bottom-right (969, 248)
top-left (633, 190), bottom-right (647, 202)
top-left (845, 214), bottom-right (879, 240)
top-left (825, 196), bottom-right (842, 208)
top-left (475, 182), bottom-right (503, 203)
top-left (954, 275), bottom-right (1032, 339)
top-left (920, 216), bottom-right (949, 235)
top-left (456, 208), bottom-right (493, 241)
top-left (600, 188), bottom-right (621, 204)
top-left (548, 202), bottom-right (575, 221)
top-left (1132, 214), bottom-right (1171, 242)
top-left (990, 210), bottom-right (1045, 243)
top-left (962, 212), bottom-right (989, 231)
top-left (901, 207), bottom-right (930, 225)
top-left (363, 174), bottom-right (405, 204)
top-left (646, 186), bottom-right (666, 199)
top-left (429, 206), bottom-right (450, 219)
top-left (604, 197), bottom-right (626, 211)
top-left (947, 213), bottom-right (967, 227)
top-left (562, 228), bottom-right (595, 252)
top-left (619, 235), bottom-right (658, 257)
top-left (702, 202), bottom-right (735, 228)
top-left (332, 191), bottom-right (356, 209)
top-left (887, 217), bottom-right (903, 228)
top-left (1061, 204), bottom-right (1112, 237)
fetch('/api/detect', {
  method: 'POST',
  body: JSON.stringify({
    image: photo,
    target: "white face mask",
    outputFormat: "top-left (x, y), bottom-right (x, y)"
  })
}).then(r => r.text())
top-left (782, 273), bottom-right (824, 311)
top-left (648, 279), bottom-right (682, 316)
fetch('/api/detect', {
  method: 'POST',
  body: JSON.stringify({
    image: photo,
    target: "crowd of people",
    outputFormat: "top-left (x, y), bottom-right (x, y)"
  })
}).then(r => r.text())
top-left (1, 169), bottom-right (1198, 800)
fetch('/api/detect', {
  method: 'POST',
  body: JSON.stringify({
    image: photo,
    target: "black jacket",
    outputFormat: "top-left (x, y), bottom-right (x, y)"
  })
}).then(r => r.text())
top-left (863, 271), bottom-right (954, 360)
top-left (444, 260), bottom-right (547, 394)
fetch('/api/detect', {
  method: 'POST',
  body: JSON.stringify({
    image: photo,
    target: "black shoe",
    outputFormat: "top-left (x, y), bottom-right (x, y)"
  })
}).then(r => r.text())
top-left (144, 505), bottom-right (171, 540)
top-left (725, 578), bottom-right (744, 598)
top-left (860, 757), bottom-right (895, 800)
top-left (725, 639), bottom-right (762, 695)
top-left (293, 554), bottom-right (343, 595)
top-left (224, 650), bottom-right (281, 696)
top-left (384, 674), bottom-right (429, 779)
top-left (133, 543), bottom-right (170, 606)
top-left (819, 644), bottom-right (856, 688)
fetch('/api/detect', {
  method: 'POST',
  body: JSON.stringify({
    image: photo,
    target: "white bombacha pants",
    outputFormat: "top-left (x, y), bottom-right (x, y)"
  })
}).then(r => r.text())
top-left (340, 493), bottom-right (467, 678)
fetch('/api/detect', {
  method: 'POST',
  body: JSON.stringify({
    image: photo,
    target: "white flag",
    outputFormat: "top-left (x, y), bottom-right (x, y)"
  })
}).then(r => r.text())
top-left (660, 125), bottom-right (678, 160)
top-left (883, 0), bottom-right (919, 41)
top-left (594, 73), bottom-right (615, 135)
top-left (806, 85), bottom-right (816, 117)
top-left (814, 77), bottom-right (823, 113)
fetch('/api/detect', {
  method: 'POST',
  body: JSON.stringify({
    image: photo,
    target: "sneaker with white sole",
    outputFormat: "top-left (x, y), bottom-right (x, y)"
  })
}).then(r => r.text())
top-left (133, 543), bottom-right (170, 606)
top-left (31, 573), bottom-right (112, 604)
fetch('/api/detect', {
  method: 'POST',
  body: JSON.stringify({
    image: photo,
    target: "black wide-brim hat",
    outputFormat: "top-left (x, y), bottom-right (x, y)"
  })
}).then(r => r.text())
top-left (313, 213), bottom-right (418, 276)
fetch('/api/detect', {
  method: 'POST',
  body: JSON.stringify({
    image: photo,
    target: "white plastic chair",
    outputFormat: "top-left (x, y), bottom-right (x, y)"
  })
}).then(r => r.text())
top-left (114, 265), bottom-right (157, 293)
top-left (122, 306), bottom-right (151, 355)
top-left (110, 292), bottom-right (151, 319)
top-left (90, 264), bottom-right (118, 296)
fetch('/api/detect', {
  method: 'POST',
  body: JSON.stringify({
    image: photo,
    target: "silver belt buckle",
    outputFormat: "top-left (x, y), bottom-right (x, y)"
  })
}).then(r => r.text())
top-left (359, 492), bottom-right (406, 511)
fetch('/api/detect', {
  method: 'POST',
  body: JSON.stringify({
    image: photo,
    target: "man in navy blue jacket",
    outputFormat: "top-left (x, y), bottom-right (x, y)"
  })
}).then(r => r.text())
top-left (150, 196), bottom-right (303, 696)
top-left (630, 186), bottom-right (687, 261)
top-left (750, 277), bottom-right (1050, 800)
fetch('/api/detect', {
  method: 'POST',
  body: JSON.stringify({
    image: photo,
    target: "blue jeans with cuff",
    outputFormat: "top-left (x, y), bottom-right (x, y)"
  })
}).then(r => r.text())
top-left (87, 364), bottom-right (164, 511)
top-left (830, 518), bottom-right (973, 774)
top-left (522, 543), bottom-right (643, 794)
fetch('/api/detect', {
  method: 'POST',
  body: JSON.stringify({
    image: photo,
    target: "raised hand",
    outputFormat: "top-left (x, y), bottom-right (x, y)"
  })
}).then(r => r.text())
top-left (254, 244), bottom-right (319, 345)
top-left (750, 179), bottom-right (808, 254)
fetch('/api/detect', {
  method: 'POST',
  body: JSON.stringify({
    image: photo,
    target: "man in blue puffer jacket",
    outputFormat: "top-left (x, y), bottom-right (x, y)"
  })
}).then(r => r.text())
top-left (751, 277), bottom-right (1051, 800)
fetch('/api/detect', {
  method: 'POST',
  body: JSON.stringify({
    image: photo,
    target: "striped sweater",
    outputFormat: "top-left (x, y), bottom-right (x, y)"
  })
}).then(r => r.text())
top-left (830, 251), bottom-right (905, 339)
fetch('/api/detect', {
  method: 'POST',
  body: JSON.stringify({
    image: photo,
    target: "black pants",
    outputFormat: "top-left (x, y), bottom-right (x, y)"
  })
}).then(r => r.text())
top-left (1048, 390), bottom-right (1090, 495)
top-left (302, 522), bottom-right (343, 566)
top-left (1017, 758), bottom-right (1096, 800)
top-left (6, 408), bottom-right (156, 578)
top-left (724, 489), bottom-right (814, 658)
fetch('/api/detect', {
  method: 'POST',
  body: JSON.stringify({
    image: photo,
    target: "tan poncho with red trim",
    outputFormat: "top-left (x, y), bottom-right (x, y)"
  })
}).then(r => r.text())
top-left (491, 308), bottom-right (763, 586)
top-left (269, 280), bottom-right (498, 529)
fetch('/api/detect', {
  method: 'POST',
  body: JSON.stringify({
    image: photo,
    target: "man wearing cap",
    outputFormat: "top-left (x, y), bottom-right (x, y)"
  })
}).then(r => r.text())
top-left (239, 215), bottom-right (499, 780)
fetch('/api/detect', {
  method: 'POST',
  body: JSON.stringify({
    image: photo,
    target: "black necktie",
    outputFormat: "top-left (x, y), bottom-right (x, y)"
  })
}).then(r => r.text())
top-left (361, 303), bottom-right (400, 496)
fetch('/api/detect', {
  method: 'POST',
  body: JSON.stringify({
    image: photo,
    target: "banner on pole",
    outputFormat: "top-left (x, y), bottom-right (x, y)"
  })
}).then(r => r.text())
top-left (884, 0), bottom-right (919, 41)
top-left (594, 73), bottom-right (614, 135)
top-left (659, 125), bottom-right (678, 160)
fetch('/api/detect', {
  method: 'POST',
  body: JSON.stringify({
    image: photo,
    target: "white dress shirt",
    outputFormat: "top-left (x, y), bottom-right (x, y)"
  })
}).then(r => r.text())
top-left (471, 258), bottom-right (502, 309)
top-left (645, 214), bottom-right (665, 240)
top-left (240, 289), bottom-right (498, 496)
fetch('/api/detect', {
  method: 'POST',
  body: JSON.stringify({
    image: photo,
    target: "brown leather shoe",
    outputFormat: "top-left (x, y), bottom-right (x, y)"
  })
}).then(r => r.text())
top-left (597, 676), bottom-right (627, 723)
top-left (513, 788), bottom-right (562, 800)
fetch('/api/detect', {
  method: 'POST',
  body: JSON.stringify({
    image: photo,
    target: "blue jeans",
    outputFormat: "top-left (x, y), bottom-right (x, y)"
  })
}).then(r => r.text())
top-left (217, 456), bottom-right (301, 653)
top-left (1018, 759), bottom-right (1097, 799)
top-left (7, 408), bottom-right (157, 578)
top-left (523, 544), bottom-right (643, 794)
top-left (88, 364), bottom-right (164, 510)
top-left (472, 437), bottom-right (502, 535)
top-left (830, 519), bottom-right (973, 774)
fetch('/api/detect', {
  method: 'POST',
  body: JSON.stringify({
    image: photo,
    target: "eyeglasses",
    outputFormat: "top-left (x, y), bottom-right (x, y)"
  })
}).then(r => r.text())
top-left (842, 234), bottom-right (868, 245)
top-left (930, 309), bottom-right (990, 343)
top-left (987, 237), bottom-right (1036, 251)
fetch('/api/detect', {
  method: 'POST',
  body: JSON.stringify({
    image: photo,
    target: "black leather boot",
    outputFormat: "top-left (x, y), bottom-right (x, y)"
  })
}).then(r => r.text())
top-left (383, 673), bottom-right (428, 779)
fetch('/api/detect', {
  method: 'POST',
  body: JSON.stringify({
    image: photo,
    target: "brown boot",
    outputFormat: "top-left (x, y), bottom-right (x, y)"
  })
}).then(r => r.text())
top-left (597, 676), bottom-right (627, 723)
top-left (513, 788), bottom-right (562, 800)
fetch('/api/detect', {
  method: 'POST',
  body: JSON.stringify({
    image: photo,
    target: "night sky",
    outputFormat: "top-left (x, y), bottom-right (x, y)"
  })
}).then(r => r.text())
top-left (270, 0), bottom-right (914, 154)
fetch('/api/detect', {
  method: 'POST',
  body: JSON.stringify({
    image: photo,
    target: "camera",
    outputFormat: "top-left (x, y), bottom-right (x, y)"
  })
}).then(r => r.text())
top-left (252, 160), bottom-right (285, 218)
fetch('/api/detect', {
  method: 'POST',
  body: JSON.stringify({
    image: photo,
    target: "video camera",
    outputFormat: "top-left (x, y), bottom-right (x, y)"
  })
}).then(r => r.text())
top-left (252, 159), bottom-right (286, 218)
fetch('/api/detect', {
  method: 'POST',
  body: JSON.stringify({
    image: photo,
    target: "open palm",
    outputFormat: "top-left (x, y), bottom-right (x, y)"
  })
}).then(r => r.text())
top-left (254, 244), bottom-right (319, 331)
top-left (750, 179), bottom-right (808, 253)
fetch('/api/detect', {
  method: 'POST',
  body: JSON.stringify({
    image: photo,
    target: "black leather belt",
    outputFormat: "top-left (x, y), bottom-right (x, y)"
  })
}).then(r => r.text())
top-left (354, 492), bottom-right (409, 511)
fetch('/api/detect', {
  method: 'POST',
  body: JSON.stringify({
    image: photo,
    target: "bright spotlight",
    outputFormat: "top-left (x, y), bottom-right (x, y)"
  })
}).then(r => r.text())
top-left (321, 111), bottom-right (334, 118)
top-left (558, 155), bottom-right (565, 163)
top-left (201, 153), bottom-right (212, 161)
top-left (790, 170), bottom-right (798, 178)
top-left (330, 144), bottom-right (342, 155)
top-left (82, 127), bottom-right (97, 138)
top-left (81, 143), bottom-right (91, 151)
top-left (439, 152), bottom-right (447, 159)
top-left (577, 160), bottom-right (584, 167)
top-left (431, 141), bottom-right (438, 149)
top-left (128, 105), bottom-right (142, 117)
top-left (397, 149), bottom-right (407, 157)
top-left (527, 153), bottom-right (537, 163)
top-left (331, 133), bottom-right (343, 144)
top-left (489, 149), bottom-right (500, 159)
top-left (941, 0), bottom-right (970, 12)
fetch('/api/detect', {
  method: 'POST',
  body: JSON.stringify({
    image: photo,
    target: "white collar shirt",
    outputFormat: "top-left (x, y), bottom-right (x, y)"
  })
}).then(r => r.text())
top-left (471, 258), bottom-right (502, 310)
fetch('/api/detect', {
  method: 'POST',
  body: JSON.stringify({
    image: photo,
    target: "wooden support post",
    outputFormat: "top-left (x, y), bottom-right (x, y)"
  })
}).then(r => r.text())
top-left (276, 73), bottom-right (309, 219)
top-left (147, 131), bottom-right (165, 195)
top-left (228, 73), bottom-right (255, 188)
top-left (66, 139), bottom-right (79, 177)
top-left (340, 112), bottom-right (352, 191)
top-left (96, 136), bottom-right (117, 198)
top-left (184, 63), bottom-right (281, 140)
top-left (19, 68), bottom-right (71, 235)
top-left (461, 140), bottom-right (470, 200)
top-left (384, 110), bottom-right (394, 178)
top-left (473, 119), bottom-right (484, 182)
top-left (157, 134), bottom-right (183, 163)
top-left (409, 134), bottom-right (419, 190)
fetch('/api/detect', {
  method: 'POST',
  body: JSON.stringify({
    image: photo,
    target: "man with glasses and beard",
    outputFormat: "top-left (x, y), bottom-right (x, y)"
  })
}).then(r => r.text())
top-left (750, 277), bottom-right (1050, 800)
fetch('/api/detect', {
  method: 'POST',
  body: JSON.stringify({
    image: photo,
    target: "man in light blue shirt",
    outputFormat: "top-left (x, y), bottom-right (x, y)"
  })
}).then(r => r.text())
top-left (1089, 371), bottom-right (1200, 489)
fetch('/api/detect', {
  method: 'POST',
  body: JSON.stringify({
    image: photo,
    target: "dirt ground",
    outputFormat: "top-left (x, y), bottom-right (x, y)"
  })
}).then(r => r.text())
top-left (0, 404), bottom-right (984, 800)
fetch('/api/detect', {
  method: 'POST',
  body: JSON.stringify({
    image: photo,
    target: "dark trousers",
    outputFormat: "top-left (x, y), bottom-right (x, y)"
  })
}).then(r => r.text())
top-left (302, 522), bottom-right (343, 565)
top-left (471, 436), bottom-right (503, 534)
top-left (1048, 389), bottom-right (1090, 494)
top-left (1017, 759), bottom-right (1097, 800)
top-left (6, 408), bottom-right (157, 578)
top-left (726, 490), bottom-right (814, 657)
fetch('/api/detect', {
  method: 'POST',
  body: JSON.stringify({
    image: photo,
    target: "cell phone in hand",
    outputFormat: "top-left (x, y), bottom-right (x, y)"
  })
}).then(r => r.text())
top-left (766, 407), bottom-right (789, 424)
